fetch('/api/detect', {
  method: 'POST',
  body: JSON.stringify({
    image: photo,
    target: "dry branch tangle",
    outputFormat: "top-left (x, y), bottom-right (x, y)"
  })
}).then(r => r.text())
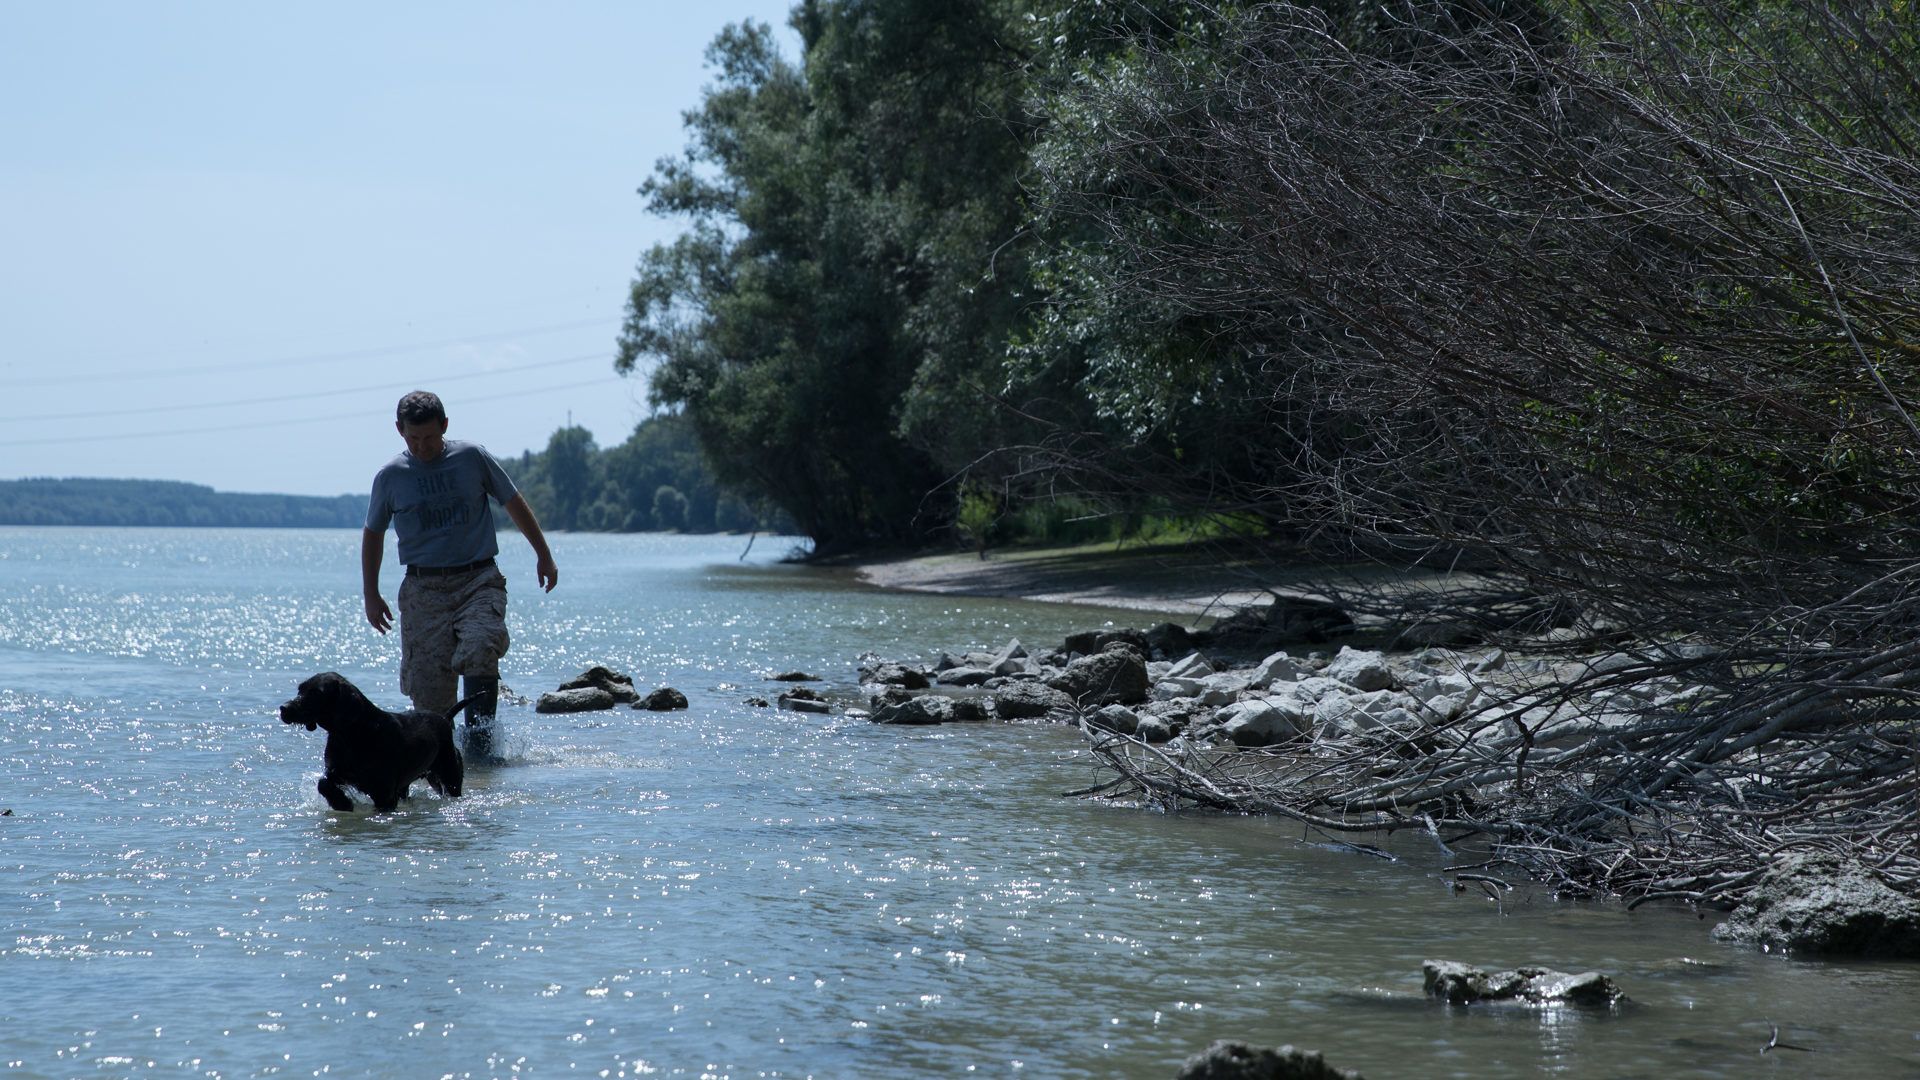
top-left (1022, 0), bottom-right (1920, 918)
top-left (1077, 639), bottom-right (1918, 912)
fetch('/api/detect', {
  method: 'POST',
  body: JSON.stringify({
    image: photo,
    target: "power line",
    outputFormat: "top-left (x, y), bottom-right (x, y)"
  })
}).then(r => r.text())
top-left (0, 352), bottom-right (610, 424)
top-left (0, 376), bottom-right (631, 447)
top-left (0, 316), bottom-right (617, 388)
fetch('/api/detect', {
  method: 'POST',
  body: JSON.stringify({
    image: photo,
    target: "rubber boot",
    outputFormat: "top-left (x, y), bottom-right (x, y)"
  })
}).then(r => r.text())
top-left (462, 674), bottom-right (500, 761)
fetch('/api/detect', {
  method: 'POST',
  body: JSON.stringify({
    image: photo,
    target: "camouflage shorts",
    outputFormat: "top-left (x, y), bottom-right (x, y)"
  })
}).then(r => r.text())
top-left (398, 564), bottom-right (509, 713)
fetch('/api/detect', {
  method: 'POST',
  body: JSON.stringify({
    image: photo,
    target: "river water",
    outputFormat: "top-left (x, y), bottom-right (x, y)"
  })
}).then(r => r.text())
top-left (1, 527), bottom-right (1915, 1079)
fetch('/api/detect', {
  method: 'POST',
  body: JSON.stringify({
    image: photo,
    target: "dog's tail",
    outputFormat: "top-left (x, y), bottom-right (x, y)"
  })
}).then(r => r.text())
top-left (445, 693), bottom-right (484, 724)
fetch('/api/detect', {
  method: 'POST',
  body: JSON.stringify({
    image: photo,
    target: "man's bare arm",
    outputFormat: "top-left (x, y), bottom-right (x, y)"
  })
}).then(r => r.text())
top-left (504, 494), bottom-right (558, 592)
top-left (361, 528), bottom-right (394, 633)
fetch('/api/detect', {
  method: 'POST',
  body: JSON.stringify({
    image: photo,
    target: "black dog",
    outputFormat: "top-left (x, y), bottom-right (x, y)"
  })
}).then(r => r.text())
top-left (279, 672), bottom-right (470, 813)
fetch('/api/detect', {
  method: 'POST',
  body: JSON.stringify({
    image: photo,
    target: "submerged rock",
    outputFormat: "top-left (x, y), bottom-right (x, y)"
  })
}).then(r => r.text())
top-left (867, 685), bottom-right (914, 709)
top-left (536, 686), bottom-right (618, 713)
top-left (769, 670), bottom-right (819, 682)
top-left (558, 665), bottom-right (639, 705)
top-left (639, 687), bottom-right (689, 711)
top-left (860, 661), bottom-right (930, 689)
top-left (1174, 1039), bottom-right (1364, 1080)
top-left (1422, 960), bottom-right (1625, 1007)
top-left (990, 681), bottom-right (1074, 720)
top-left (872, 695), bottom-right (958, 725)
top-left (1711, 853), bottom-right (1920, 958)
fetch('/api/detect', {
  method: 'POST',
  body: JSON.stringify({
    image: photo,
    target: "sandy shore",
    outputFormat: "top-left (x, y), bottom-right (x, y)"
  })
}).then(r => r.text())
top-left (849, 541), bottom-right (1459, 622)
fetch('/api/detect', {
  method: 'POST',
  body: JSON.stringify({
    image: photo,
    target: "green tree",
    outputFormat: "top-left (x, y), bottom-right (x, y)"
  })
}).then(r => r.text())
top-left (651, 485), bottom-right (690, 531)
top-left (542, 426), bottom-right (598, 531)
top-left (618, 4), bottom-right (1051, 554)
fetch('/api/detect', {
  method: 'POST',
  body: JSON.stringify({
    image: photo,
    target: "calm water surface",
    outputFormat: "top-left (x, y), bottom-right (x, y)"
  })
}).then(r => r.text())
top-left (1, 527), bottom-right (1915, 1079)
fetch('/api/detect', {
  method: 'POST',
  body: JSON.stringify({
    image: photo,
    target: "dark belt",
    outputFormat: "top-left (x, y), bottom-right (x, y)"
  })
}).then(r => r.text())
top-left (406, 557), bottom-right (495, 578)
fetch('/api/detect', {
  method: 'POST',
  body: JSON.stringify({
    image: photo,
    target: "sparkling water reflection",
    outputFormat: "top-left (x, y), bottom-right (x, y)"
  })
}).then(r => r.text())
top-left (1, 527), bottom-right (1915, 1078)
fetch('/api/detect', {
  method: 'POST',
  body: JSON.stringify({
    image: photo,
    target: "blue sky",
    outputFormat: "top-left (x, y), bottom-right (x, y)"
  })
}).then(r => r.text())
top-left (0, 2), bottom-right (797, 496)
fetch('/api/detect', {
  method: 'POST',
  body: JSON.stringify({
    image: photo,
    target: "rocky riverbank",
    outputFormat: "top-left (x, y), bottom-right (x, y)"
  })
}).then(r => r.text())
top-left (833, 593), bottom-right (1920, 961)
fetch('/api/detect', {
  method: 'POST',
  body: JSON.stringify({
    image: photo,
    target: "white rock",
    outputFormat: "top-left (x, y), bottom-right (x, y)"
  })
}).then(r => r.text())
top-left (1135, 716), bottom-right (1174, 743)
top-left (1407, 672), bottom-right (1477, 707)
top-left (1590, 687), bottom-right (1650, 708)
top-left (1151, 676), bottom-right (1206, 701)
top-left (990, 639), bottom-right (1030, 676)
top-left (1217, 695), bottom-right (1309, 746)
top-left (1653, 684), bottom-right (1709, 710)
top-left (1092, 704), bottom-right (1142, 735)
top-left (1410, 647), bottom-right (1464, 671)
top-left (1324, 646), bottom-right (1394, 692)
top-left (1166, 652), bottom-right (1215, 680)
top-left (1585, 652), bottom-right (1643, 676)
top-left (1198, 672), bottom-right (1251, 706)
top-left (1285, 676), bottom-right (1355, 703)
top-left (1249, 651), bottom-right (1308, 688)
top-left (1316, 689), bottom-right (1425, 735)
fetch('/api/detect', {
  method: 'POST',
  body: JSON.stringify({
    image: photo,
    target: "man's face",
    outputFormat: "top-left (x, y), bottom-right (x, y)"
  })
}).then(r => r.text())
top-left (398, 418), bottom-right (449, 462)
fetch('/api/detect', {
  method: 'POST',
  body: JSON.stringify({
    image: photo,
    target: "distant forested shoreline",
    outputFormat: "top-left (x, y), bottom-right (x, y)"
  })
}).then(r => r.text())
top-left (0, 478), bottom-right (366, 528)
top-left (0, 410), bottom-right (788, 535)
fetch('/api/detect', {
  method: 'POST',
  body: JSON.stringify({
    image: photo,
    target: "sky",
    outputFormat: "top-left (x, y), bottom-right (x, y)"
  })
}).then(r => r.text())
top-left (0, 2), bottom-right (798, 497)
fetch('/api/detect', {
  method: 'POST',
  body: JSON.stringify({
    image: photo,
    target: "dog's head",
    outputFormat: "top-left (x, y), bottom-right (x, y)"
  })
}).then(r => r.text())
top-left (279, 671), bottom-right (366, 732)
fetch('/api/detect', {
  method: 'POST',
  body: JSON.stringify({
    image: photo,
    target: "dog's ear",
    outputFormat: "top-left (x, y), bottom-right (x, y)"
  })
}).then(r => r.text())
top-left (317, 672), bottom-right (377, 713)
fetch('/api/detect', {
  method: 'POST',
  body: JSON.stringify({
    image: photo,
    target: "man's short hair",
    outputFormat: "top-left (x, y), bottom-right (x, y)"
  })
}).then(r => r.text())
top-left (396, 391), bottom-right (446, 425)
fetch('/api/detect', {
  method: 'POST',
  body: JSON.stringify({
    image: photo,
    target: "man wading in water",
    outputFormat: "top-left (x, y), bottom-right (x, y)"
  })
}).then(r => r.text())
top-left (362, 391), bottom-right (558, 760)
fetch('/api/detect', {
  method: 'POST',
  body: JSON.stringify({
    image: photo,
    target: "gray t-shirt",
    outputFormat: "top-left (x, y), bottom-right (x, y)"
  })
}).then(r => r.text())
top-left (365, 440), bottom-right (520, 568)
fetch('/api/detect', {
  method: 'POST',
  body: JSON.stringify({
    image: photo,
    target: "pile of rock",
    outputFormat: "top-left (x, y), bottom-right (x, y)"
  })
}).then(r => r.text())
top-left (848, 616), bottom-right (1710, 757)
top-left (534, 665), bottom-right (689, 713)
